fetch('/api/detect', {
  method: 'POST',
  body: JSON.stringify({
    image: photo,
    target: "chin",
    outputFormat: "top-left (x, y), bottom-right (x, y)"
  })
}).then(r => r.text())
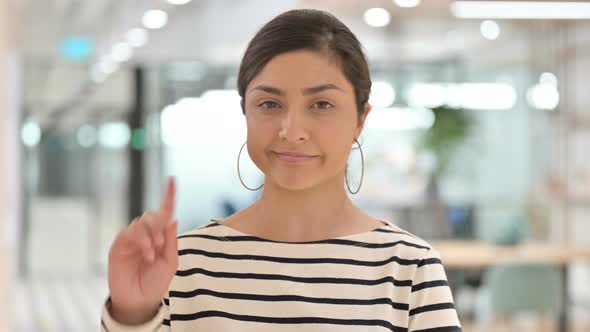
top-left (271, 175), bottom-right (319, 192)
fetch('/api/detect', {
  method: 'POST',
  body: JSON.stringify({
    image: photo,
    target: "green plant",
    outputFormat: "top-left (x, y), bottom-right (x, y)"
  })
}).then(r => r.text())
top-left (418, 105), bottom-right (473, 177)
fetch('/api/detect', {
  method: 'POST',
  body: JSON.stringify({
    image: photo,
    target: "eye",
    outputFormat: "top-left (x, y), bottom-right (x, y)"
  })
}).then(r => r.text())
top-left (258, 101), bottom-right (280, 109)
top-left (313, 101), bottom-right (334, 110)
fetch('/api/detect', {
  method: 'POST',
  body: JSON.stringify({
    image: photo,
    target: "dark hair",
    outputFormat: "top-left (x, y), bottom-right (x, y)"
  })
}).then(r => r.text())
top-left (237, 9), bottom-right (372, 119)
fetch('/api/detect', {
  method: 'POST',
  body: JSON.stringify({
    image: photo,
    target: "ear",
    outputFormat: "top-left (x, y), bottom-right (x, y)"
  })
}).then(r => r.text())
top-left (355, 102), bottom-right (372, 141)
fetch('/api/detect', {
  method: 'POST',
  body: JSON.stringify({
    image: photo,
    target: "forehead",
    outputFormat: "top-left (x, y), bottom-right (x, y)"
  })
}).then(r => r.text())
top-left (247, 50), bottom-right (353, 92)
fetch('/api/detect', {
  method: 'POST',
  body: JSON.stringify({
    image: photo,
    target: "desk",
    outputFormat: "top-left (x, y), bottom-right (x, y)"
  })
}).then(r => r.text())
top-left (431, 240), bottom-right (590, 332)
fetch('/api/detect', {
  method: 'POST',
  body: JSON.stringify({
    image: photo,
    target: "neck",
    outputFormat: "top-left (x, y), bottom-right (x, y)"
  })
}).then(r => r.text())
top-left (247, 171), bottom-right (361, 239)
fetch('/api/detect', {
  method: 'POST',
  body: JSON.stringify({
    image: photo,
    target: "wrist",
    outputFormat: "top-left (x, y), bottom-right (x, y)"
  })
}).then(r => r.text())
top-left (107, 297), bottom-right (161, 326)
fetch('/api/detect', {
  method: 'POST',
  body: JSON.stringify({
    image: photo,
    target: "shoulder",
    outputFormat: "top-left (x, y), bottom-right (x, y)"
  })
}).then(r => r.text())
top-left (376, 219), bottom-right (448, 267)
top-left (179, 219), bottom-right (220, 236)
top-left (378, 219), bottom-right (434, 251)
top-left (176, 219), bottom-right (226, 247)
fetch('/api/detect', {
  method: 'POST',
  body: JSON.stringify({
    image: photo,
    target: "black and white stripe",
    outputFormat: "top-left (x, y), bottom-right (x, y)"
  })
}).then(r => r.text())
top-left (101, 219), bottom-right (462, 332)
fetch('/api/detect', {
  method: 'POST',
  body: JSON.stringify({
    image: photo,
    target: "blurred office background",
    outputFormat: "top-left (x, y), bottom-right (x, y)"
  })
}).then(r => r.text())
top-left (1, 0), bottom-right (590, 331)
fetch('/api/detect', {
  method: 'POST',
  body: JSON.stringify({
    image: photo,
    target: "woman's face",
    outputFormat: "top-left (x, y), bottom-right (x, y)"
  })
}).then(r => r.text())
top-left (243, 50), bottom-right (371, 191)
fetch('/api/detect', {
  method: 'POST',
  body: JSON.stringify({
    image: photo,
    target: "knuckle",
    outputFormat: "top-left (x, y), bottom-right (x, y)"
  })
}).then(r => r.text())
top-left (142, 211), bottom-right (158, 226)
top-left (128, 217), bottom-right (139, 228)
top-left (144, 210), bottom-right (157, 219)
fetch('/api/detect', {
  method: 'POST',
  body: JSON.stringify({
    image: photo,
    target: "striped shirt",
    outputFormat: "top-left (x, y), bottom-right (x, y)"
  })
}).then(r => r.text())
top-left (101, 219), bottom-right (462, 332)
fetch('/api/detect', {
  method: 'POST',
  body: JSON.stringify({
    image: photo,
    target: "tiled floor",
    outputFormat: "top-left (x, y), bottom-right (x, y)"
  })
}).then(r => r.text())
top-left (455, 286), bottom-right (590, 332)
top-left (15, 276), bottom-right (108, 331)
top-left (461, 320), bottom-right (590, 332)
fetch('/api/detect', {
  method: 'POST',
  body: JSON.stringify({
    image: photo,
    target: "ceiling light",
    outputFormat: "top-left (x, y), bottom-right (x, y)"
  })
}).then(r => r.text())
top-left (480, 20), bottom-right (500, 40)
top-left (406, 83), bottom-right (517, 110)
top-left (460, 83), bottom-right (516, 110)
top-left (126, 28), bottom-right (148, 48)
top-left (370, 81), bottom-right (396, 108)
top-left (367, 107), bottom-right (434, 131)
top-left (143, 10), bottom-right (168, 30)
top-left (22, 121), bottom-right (42, 147)
top-left (527, 84), bottom-right (559, 110)
top-left (98, 123), bottom-right (131, 149)
top-left (364, 8), bottom-right (391, 28)
top-left (394, 0), bottom-right (421, 8)
top-left (99, 57), bottom-right (118, 75)
top-left (111, 42), bottom-right (133, 62)
top-left (406, 83), bottom-right (446, 108)
top-left (451, 1), bottom-right (590, 20)
top-left (539, 72), bottom-right (558, 86)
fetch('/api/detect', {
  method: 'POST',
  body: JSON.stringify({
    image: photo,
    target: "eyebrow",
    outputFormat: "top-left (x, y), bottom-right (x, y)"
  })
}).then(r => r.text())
top-left (249, 84), bottom-right (344, 96)
top-left (303, 84), bottom-right (344, 95)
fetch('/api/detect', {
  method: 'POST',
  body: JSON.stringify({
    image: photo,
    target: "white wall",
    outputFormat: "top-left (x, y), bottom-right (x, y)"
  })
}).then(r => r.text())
top-left (0, 0), bottom-right (21, 330)
top-left (566, 22), bottom-right (590, 246)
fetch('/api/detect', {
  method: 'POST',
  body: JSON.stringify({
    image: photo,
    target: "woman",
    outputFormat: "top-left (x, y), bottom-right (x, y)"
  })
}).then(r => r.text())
top-left (101, 9), bottom-right (462, 332)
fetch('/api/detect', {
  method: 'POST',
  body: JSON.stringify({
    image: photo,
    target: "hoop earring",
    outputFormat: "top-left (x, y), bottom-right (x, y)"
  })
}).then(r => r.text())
top-left (237, 140), bottom-right (264, 191)
top-left (345, 138), bottom-right (364, 195)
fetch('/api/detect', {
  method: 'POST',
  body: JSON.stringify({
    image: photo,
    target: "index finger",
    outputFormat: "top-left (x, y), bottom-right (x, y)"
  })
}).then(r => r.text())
top-left (159, 176), bottom-right (176, 222)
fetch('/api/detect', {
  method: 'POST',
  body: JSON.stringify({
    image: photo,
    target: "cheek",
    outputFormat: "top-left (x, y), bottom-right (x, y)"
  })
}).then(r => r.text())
top-left (245, 139), bottom-right (268, 174)
top-left (315, 124), bottom-right (354, 165)
top-left (246, 121), bottom-right (275, 166)
top-left (246, 114), bottom-right (276, 136)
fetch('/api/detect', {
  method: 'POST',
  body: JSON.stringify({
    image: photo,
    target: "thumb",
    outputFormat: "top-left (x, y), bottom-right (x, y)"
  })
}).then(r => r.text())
top-left (164, 221), bottom-right (179, 269)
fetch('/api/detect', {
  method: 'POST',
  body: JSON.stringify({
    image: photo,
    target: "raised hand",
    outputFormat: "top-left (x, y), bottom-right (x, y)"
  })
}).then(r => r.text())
top-left (107, 177), bottom-right (179, 325)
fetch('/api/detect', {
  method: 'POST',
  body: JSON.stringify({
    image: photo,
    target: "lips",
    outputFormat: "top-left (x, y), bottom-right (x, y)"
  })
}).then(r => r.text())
top-left (275, 152), bottom-right (316, 157)
top-left (273, 151), bottom-right (318, 162)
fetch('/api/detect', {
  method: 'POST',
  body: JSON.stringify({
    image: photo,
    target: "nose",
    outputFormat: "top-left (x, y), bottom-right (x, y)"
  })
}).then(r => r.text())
top-left (278, 110), bottom-right (309, 142)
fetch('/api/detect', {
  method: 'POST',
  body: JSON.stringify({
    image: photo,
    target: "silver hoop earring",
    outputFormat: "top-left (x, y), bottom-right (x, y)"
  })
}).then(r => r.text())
top-left (345, 138), bottom-right (364, 195)
top-left (237, 140), bottom-right (264, 191)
